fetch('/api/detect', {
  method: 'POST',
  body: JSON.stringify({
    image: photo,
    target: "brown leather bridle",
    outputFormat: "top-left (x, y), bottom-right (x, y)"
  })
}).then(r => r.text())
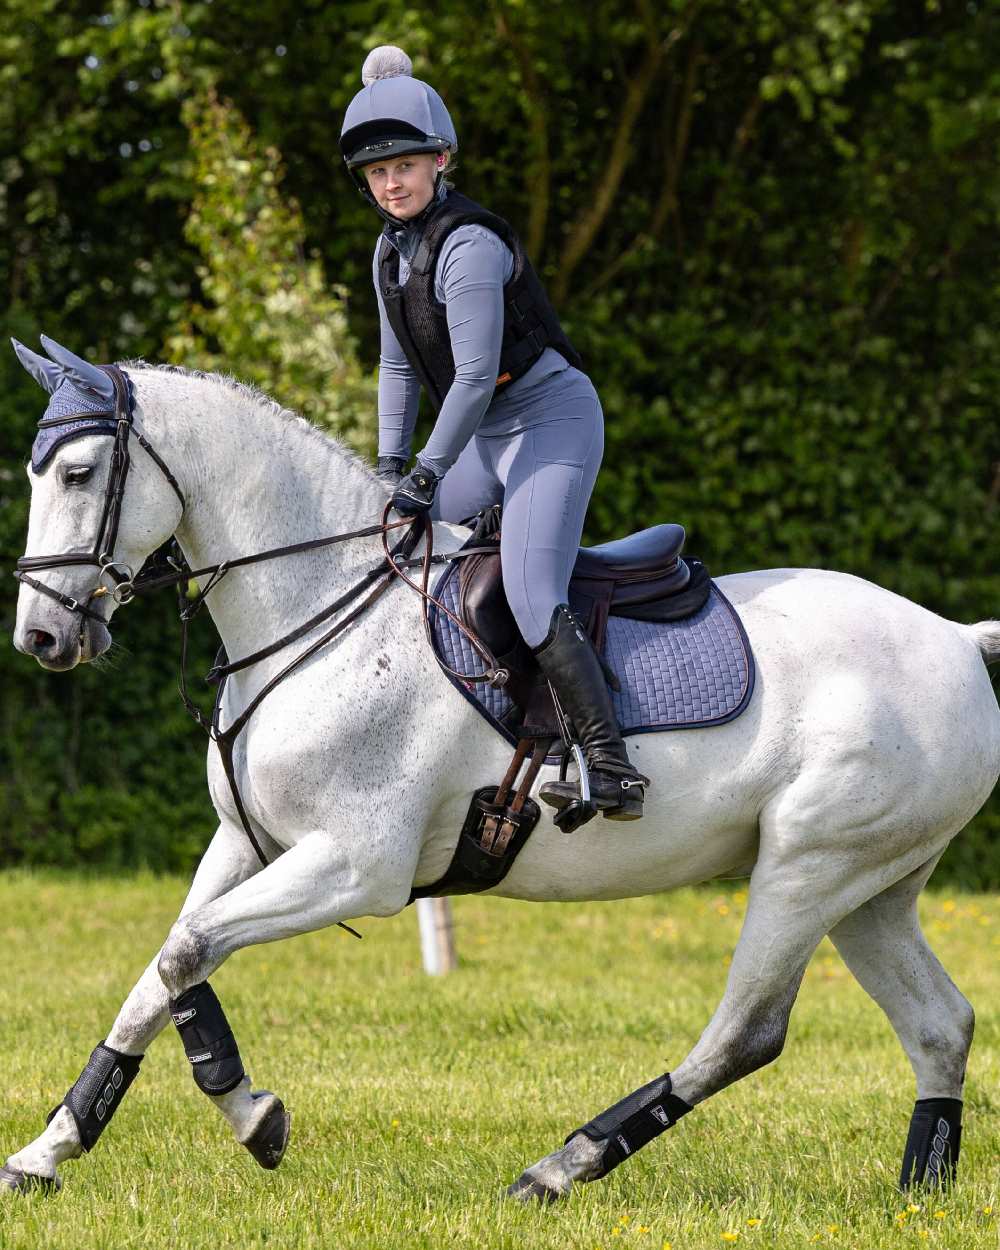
top-left (15, 364), bottom-right (184, 622)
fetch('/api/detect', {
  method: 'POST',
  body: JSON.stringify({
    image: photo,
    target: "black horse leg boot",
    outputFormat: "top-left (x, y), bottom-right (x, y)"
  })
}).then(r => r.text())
top-left (532, 604), bottom-right (649, 820)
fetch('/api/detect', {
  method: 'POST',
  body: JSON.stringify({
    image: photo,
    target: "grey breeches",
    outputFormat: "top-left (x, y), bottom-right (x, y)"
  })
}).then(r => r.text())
top-left (431, 368), bottom-right (604, 648)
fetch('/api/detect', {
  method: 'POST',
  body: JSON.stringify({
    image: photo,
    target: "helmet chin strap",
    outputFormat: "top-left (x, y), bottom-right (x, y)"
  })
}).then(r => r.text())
top-left (358, 168), bottom-right (447, 230)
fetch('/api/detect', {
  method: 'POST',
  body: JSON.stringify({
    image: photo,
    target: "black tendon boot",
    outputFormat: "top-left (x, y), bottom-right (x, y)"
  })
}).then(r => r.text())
top-left (532, 604), bottom-right (648, 820)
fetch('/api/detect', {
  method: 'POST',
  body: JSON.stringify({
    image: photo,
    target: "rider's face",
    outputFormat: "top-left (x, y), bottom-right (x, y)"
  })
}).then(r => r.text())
top-left (361, 152), bottom-right (445, 220)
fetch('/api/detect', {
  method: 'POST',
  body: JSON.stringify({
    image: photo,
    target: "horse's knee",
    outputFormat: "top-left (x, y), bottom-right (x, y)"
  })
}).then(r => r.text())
top-left (922, 994), bottom-right (974, 1054)
top-left (913, 995), bottom-right (974, 1093)
top-left (725, 1008), bottom-right (788, 1082)
top-left (748, 1010), bottom-right (789, 1070)
top-left (157, 918), bottom-right (208, 997)
top-left (674, 994), bottom-right (793, 1104)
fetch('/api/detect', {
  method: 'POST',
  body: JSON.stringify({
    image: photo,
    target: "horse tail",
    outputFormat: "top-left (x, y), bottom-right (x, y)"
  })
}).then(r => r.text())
top-left (966, 619), bottom-right (1000, 667)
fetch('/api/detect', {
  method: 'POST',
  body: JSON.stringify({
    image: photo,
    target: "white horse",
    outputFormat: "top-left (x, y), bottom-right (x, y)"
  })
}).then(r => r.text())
top-left (5, 336), bottom-right (999, 1200)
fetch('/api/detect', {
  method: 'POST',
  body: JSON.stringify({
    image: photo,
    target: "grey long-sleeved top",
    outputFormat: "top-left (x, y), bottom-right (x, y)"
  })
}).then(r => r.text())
top-left (373, 204), bottom-right (567, 478)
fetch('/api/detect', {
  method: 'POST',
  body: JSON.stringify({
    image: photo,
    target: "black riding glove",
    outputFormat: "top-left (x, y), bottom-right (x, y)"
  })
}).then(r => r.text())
top-left (375, 455), bottom-right (406, 487)
top-left (391, 459), bottom-right (440, 516)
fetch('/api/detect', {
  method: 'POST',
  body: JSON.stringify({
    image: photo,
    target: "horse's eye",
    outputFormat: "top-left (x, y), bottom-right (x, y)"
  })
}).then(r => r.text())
top-left (64, 465), bottom-right (93, 485)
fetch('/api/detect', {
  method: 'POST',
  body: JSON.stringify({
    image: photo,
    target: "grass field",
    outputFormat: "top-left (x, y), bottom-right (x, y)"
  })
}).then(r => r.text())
top-left (0, 872), bottom-right (996, 1250)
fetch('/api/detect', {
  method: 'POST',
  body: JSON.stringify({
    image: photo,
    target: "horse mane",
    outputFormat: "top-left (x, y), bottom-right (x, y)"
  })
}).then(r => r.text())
top-left (121, 360), bottom-right (374, 478)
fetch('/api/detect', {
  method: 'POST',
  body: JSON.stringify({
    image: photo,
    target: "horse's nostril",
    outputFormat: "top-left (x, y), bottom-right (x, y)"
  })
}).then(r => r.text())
top-left (27, 629), bottom-right (57, 652)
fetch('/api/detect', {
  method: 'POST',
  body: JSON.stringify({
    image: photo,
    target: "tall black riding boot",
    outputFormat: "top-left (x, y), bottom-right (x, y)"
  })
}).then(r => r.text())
top-left (532, 604), bottom-right (648, 820)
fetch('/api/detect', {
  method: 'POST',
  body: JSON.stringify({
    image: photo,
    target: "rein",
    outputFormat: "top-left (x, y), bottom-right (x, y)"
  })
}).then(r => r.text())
top-left (172, 510), bottom-right (424, 890)
top-left (380, 522), bottom-right (510, 689)
top-left (15, 364), bottom-right (510, 897)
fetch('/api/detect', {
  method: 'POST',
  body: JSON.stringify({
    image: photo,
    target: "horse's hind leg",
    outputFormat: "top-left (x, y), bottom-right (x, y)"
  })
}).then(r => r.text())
top-left (829, 857), bottom-right (973, 1189)
top-left (1, 821), bottom-right (271, 1194)
top-left (509, 862), bottom-right (838, 1202)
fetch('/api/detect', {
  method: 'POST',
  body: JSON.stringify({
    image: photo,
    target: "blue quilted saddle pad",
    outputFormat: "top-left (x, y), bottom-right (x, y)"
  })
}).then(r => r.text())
top-left (429, 561), bottom-right (755, 746)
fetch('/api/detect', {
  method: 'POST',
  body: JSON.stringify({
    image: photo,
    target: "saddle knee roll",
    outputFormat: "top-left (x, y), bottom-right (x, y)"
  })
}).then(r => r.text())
top-left (568, 1071), bottom-right (692, 1177)
top-left (49, 1041), bottom-right (144, 1151)
top-left (169, 981), bottom-right (246, 1096)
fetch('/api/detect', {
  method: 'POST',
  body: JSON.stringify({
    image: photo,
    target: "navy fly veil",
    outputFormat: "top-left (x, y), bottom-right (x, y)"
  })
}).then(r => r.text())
top-left (31, 376), bottom-right (121, 471)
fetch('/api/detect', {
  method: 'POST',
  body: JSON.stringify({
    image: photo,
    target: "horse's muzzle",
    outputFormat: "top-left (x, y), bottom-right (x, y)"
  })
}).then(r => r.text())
top-left (14, 616), bottom-right (110, 670)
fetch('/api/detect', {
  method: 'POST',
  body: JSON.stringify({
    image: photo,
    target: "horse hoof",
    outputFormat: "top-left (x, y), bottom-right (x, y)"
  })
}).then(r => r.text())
top-left (243, 1099), bottom-right (291, 1170)
top-left (0, 1164), bottom-right (62, 1194)
top-left (506, 1170), bottom-right (564, 1204)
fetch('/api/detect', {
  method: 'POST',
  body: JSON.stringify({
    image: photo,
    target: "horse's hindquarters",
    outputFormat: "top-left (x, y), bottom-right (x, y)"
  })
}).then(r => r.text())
top-left (497, 569), bottom-right (1000, 904)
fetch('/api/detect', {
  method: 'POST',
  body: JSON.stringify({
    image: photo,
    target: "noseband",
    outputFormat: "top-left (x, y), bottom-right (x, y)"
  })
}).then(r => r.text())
top-left (15, 364), bottom-right (185, 622)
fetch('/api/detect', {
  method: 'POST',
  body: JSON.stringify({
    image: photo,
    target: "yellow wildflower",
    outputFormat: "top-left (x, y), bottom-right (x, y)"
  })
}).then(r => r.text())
top-left (906, 1204), bottom-right (921, 1214)
top-left (826, 1224), bottom-right (839, 1233)
top-left (918, 1231), bottom-right (929, 1240)
top-left (721, 1234), bottom-right (739, 1243)
top-left (620, 1215), bottom-right (631, 1225)
top-left (612, 1231), bottom-right (622, 1239)
top-left (983, 1206), bottom-right (993, 1215)
top-left (746, 1218), bottom-right (762, 1227)
top-left (638, 1228), bottom-right (650, 1235)
top-left (933, 1210), bottom-right (946, 1219)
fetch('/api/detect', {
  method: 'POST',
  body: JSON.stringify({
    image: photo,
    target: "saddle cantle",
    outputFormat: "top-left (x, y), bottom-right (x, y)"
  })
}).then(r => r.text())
top-left (453, 507), bottom-right (712, 728)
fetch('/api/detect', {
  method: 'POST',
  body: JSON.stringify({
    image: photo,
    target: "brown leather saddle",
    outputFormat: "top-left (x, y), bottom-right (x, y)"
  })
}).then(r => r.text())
top-left (454, 505), bottom-right (710, 734)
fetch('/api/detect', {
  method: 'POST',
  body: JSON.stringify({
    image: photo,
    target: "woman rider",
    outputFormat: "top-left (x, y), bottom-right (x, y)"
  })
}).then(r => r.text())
top-left (339, 46), bottom-right (648, 823)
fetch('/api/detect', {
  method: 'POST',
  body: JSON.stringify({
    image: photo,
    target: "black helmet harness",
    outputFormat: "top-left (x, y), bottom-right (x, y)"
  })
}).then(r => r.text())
top-left (344, 136), bottom-right (450, 231)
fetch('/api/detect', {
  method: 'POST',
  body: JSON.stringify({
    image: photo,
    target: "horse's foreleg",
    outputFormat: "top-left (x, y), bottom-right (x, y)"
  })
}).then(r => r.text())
top-left (829, 857), bottom-right (973, 1189)
top-left (153, 829), bottom-right (407, 1165)
top-left (158, 977), bottom-right (291, 1170)
top-left (1, 821), bottom-right (266, 1193)
top-left (509, 859), bottom-right (875, 1203)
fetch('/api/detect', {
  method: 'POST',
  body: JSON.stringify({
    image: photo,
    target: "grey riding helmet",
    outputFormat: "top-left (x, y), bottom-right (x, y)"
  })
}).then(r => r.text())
top-left (339, 46), bottom-right (457, 226)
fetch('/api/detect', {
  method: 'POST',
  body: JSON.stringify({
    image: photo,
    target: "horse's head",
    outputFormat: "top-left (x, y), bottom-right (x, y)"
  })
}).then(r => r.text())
top-left (12, 335), bottom-right (184, 670)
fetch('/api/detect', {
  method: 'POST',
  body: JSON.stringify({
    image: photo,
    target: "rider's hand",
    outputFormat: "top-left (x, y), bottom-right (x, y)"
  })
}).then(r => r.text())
top-left (391, 459), bottom-right (440, 516)
top-left (375, 455), bottom-right (406, 487)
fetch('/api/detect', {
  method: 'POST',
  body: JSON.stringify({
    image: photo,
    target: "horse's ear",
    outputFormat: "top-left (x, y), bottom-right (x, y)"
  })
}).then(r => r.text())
top-left (11, 337), bottom-right (66, 395)
top-left (38, 333), bottom-right (115, 401)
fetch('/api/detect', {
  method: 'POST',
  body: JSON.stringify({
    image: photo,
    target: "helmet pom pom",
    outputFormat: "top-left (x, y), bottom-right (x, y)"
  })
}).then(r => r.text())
top-left (362, 46), bottom-right (413, 86)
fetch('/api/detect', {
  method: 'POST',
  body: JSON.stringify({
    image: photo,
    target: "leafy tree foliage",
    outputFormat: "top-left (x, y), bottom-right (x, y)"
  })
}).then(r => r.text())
top-left (1, 0), bottom-right (997, 883)
top-left (166, 88), bottom-right (375, 448)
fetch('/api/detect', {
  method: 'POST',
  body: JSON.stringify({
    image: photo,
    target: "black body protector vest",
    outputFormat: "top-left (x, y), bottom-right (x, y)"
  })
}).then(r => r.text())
top-left (378, 191), bottom-right (583, 412)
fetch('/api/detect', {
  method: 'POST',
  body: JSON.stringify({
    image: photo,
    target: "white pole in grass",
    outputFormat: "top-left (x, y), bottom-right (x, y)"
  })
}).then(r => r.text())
top-left (416, 897), bottom-right (457, 975)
